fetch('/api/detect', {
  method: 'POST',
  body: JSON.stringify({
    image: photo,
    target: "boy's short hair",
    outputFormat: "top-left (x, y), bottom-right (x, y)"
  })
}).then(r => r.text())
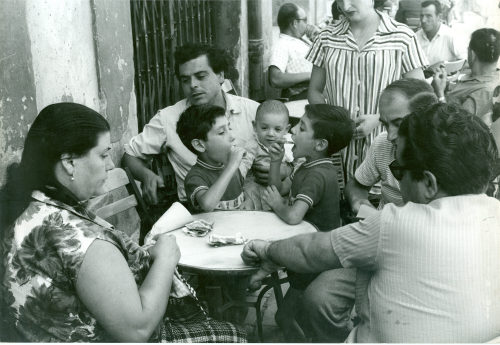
top-left (305, 104), bottom-right (354, 155)
top-left (176, 105), bottom-right (226, 154)
top-left (255, 100), bottom-right (289, 123)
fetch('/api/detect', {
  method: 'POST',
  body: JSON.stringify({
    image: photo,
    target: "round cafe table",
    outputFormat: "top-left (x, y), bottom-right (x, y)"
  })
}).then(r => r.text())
top-left (170, 210), bottom-right (317, 275)
top-left (170, 210), bottom-right (317, 337)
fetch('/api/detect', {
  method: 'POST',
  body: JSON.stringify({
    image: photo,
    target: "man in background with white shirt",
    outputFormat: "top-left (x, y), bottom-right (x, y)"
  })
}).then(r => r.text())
top-left (416, 0), bottom-right (466, 69)
top-left (269, 3), bottom-right (313, 101)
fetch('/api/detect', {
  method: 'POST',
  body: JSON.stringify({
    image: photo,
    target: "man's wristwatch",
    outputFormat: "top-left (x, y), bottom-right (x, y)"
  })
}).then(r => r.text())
top-left (438, 96), bottom-right (446, 103)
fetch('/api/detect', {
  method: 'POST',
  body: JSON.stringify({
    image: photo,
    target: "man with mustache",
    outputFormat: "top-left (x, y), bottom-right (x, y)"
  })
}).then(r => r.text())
top-left (123, 43), bottom-right (259, 206)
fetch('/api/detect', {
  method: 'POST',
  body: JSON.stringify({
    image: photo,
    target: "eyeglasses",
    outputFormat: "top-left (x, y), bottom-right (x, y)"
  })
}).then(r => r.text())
top-left (389, 160), bottom-right (415, 181)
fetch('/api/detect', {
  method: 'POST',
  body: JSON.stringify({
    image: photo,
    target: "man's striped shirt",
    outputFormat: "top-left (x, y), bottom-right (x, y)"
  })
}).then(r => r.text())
top-left (354, 132), bottom-right (403, 208)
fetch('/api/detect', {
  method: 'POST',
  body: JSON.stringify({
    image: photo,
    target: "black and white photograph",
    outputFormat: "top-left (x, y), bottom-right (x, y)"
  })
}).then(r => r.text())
top-left (1, 0), bottom-right (499, 342)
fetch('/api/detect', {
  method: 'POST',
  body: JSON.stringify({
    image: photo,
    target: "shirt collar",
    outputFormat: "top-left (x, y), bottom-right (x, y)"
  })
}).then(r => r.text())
top-left (185, 90), bottom-right (242, 116)
top-left (459, 69), bottom-right (500, 83)
top-left (197, 157), bottom-right (224, 170)
top-left (435, 23), bottom-right (444, 37)
top-left (302, 158), bottom-right (334, 169)
top-left (224, 91), bottom-right (242, 116)
top-left (331, 17), bottom-right (351, 35)
top-left (422, 23), bottom-right (445, 41)
top-left (376, 10), bottom-right (398, 34)
top-left (31, 190), bottom-right (114, 229)
top-left (279, 33), bottom-right (310, 45)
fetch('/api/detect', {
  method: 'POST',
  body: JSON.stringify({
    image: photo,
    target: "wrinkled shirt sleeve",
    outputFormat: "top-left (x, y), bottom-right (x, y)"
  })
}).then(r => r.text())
top-left (330, 213), bottom-right (382, 271)
top-left (124, 111), bottom-right (167, 159)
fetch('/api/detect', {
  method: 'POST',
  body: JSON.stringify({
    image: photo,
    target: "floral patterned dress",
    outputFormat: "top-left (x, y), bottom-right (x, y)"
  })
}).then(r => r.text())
top-left (1, 190), bottom-right (246, 342)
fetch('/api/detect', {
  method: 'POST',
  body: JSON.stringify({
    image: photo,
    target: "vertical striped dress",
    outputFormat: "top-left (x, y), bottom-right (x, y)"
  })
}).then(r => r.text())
top-left (306, 11), bottom-right (427, 185)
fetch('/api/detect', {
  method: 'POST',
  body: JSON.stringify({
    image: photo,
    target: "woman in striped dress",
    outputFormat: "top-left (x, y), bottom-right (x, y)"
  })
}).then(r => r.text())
top-left (306, 0), bottom-right (427, 186)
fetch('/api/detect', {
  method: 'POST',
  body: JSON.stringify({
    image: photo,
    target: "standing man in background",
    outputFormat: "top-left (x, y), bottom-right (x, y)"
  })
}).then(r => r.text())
top-left (416, 0), bottom-right (466, 68)
top-left (269, 3), bottom-right (313, 101)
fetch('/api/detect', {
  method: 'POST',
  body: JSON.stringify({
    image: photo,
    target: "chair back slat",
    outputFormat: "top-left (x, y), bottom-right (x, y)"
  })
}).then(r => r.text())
top-left (90, 167), bottom-right (153, 244)
top-left (95, 195), bottom-right (139, 220)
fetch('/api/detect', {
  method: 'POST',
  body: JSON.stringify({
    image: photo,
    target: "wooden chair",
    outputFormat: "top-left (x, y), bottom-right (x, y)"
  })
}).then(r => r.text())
top-left (92, 167), bottom-right (153, 243)
top-left (253, 272), bottom-right (289, 342)
top-left (150, 143), bottom-right (181, 221)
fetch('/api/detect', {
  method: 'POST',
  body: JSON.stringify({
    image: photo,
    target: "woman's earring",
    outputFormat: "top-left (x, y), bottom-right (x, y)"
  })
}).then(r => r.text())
top-left (71, 174), bottom-right (75, 181)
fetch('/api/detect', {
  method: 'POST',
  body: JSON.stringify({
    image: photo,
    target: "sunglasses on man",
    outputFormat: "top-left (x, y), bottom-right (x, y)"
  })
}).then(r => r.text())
top-left (389, 160), bottom-right (419, 181)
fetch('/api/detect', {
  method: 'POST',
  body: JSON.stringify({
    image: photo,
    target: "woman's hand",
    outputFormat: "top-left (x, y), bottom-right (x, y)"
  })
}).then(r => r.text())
top-left (149, 234), bottom-right (180, 264)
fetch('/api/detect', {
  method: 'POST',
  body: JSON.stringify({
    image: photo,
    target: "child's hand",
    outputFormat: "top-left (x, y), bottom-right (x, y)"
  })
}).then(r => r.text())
top-left (262, 185), bottom-right (284, 209)
top-left (268, 141), bottom-right (285, 163)
top-left (280, 163), bottom-right (292, 181)
top-left (227, 145), bottom-right (246, 169)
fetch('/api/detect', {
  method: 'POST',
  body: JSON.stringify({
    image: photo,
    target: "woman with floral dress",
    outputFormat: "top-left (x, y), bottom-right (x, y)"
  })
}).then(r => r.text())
top-left (0, 102), bottom-right (246, 342)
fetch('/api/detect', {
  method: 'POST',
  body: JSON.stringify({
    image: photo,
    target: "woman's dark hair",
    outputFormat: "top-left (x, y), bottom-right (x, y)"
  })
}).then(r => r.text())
top-left (469, 28), bottom-right (500, 63)
top-left (398, 103), bottom-right (498, 195)
top-left (331, 1), bottom-right (342, 20)
top-left (174, 43), bottom-right (238, 81)
top-left (305, 104), bottom-right (355, 155)
top-left (277, 3), bottom-right (299, 32)
top-left (0, 102), bottom-right (110, 230)
top-left (374, 0), bottom-right (388, 11)
top-left (176, 104), bottom-right (226, 154)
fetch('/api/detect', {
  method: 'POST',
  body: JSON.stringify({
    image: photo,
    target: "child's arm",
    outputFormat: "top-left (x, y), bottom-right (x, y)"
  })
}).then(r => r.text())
top-left (262, 185), bottom-right (309, 225)
top-left (195, 147), bottom-right (245, 212)
top-left (268, 141), bottom-right (291, 194)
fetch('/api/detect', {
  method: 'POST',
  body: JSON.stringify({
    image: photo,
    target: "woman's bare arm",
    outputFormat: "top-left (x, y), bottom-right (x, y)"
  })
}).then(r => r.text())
top-left (76, 235), bottom-right (179, 342)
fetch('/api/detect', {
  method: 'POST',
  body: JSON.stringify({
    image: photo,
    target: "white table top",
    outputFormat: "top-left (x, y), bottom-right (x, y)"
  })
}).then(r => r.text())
top-left (170, 210), bottom-right (316, 274)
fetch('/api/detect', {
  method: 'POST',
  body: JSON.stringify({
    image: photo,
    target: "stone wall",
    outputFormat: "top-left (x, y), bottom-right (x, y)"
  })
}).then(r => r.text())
top-left (0, 0), bottom-right (139, 236)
